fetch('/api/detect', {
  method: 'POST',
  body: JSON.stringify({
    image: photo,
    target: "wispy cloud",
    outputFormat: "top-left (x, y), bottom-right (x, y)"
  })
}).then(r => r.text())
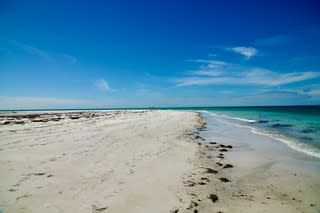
top-left (177, 68), bottom-right (320, 87)
top-left (94, 79), bottom-right (113, 92)
top-left (10, 40), bottom-right (53, 61)
top-left (188, 70), bottom-right (224, 76)
top-left (178, 46), bottom-right (320, 87)
top-left (188, 59), bottom-right (227, 68)
top-left (230, 46), bottom-right (257, 59)
top-left (61, 53), bottom-right (77, 64)
top-left (186, 59), bottom-right (227, 76)
top-left (9, 40), bottom-right (77, 64)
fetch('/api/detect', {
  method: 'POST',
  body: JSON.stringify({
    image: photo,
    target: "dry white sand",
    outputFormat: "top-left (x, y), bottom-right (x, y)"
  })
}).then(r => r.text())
top-left (0, 110), bottom-right (201, 213)
top-left (1, 110), bottom-right (319, 213)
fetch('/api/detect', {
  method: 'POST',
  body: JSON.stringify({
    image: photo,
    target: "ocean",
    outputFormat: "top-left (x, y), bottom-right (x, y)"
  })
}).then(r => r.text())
top-left (181, 106), bottom-right (320, 159)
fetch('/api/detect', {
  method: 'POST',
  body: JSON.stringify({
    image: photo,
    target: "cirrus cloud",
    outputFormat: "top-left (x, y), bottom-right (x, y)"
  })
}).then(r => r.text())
top-left (177, 69), bottom-right (320, 87)
top-left (230, 46), bottom-right (257, 59)
top-left (94, 79), bottom-right (113, 92)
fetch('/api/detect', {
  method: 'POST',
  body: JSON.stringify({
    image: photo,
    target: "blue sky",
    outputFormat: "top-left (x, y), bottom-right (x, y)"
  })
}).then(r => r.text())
top-left (0, 0), bottom-right (320, 109)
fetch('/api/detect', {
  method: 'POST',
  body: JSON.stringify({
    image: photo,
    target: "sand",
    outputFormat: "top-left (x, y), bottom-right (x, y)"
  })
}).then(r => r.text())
top-left (0, 110), bottom-right (202, 213)
top-left (0, 110), bottom-right (319, 213)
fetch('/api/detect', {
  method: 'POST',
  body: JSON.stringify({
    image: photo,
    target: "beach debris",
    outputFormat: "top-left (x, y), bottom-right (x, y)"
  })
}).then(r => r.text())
top-left (198, 181), bottom-right (206, 185)
top-left (184, 180), bottom-right (196, 187)
top-left (2, 121), bottom-right (12, 125)
top-left (223, 164), bottom-right (233, 168)
top-left (92, 205), bottom-right (108, 213)
top-left (208, 194), bottom-right (218, 203)
top-left (192, 201), bottom-right (198, 207)
top-left (12, 120), bottom-right (25, 125)
top-left (33, 172), bottom-right (46, 176)
top-left (202, 167), bottom-right (218, 174)
top-left (16, 193), bottom-right (32, 201)
top-left (187, 201), bottom-right (199, 210)
top-left (201, 177), bottom-right (210, 182)
top-left (219, 177), bottom-right (230, 182)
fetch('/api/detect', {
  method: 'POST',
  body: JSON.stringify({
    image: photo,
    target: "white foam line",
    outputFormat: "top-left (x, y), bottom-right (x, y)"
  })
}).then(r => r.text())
top-left (221, 114), bottom-right (257, 123)
top-left (201, 111), bottom-right (320, 159)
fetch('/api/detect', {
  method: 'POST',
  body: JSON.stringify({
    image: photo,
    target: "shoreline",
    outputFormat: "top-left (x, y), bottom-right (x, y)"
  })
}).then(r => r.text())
top-left (0, 110), bottom-right (319, 212)
top-left (181, 111), bottom-right (319, 212)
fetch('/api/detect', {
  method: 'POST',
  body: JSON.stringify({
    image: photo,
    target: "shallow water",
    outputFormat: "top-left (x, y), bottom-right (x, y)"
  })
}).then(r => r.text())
top-left (188, 106), bottom-right (320, 159)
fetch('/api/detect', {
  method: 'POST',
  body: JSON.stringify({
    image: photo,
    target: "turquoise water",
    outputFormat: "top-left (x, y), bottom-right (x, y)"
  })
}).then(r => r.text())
top-left (183, 106), bottom-right (320, 158)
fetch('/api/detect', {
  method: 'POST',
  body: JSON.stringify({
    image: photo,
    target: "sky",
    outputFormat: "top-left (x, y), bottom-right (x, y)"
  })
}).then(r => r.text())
top-left (0, 0), bottom-right (320, 109)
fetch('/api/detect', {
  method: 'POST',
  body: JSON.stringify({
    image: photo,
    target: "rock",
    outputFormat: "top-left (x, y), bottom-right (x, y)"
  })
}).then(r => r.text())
top-left (226, 145), bottom-right (233, 149)
top-left (198, 182), bottom-right (206, 185)
top-left (216, 162), bottom-right (223, 166)
top-left (219, 149), bottom-right (228, 152)
top-left (209, 142), bottom-right (217, 144)
top-left (208, 194), bottom-right (218, 203)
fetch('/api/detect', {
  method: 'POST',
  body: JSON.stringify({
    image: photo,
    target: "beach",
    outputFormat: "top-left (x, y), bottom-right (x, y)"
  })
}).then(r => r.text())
top-left (0, 110), bottom-right (319, 213)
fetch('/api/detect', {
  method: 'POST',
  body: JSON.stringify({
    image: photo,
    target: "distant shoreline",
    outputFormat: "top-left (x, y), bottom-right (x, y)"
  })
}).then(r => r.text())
top-left (0, 104), bottom-right (319, 112)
